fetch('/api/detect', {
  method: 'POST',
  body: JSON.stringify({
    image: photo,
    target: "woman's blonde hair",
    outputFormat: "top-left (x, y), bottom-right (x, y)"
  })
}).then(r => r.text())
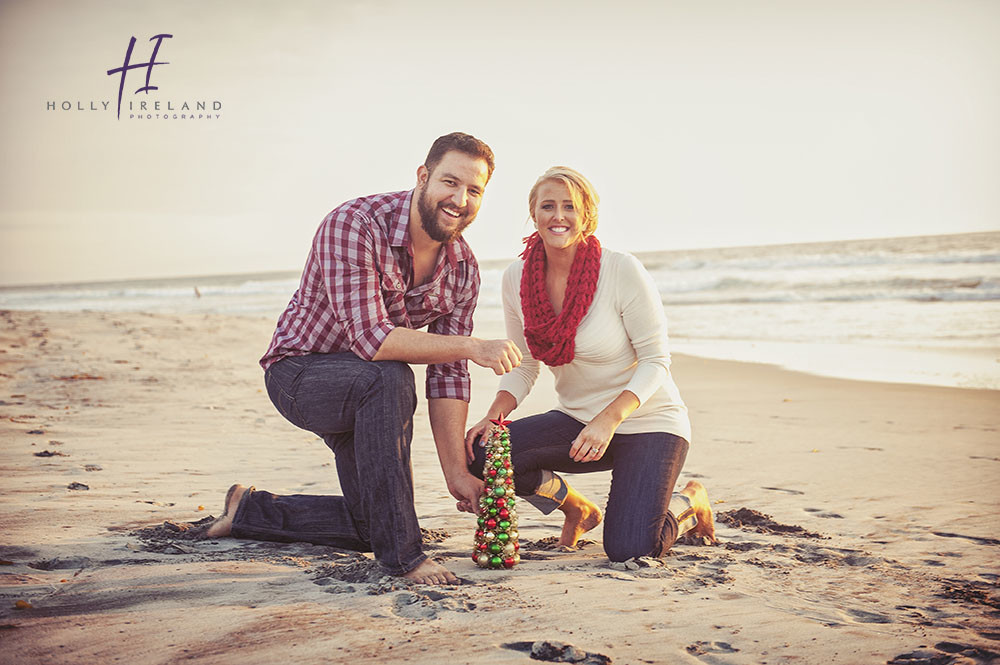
top-left (528, 166), bottom-right (600, 237)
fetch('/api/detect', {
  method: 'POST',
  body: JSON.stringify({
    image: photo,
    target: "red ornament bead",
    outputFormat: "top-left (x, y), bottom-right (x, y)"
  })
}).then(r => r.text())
top-left (495, 497), bottom-right (506, 508)
top-left (514, 542), bottom-right (520, 551)
top-left (472, 552), bottom-right (479, 562)
top-left (478, 542), bottom-right (488, 551)
top-left (503, 557), bottom-right (515, 568)
top-left (486, 518), bottom-right (497, 529)
top-left (499, 508), bottom-right (510, 519)
top-left (503, 459), bottom-right (511, 468)
top-left (488, 468), bottom-right (497, 477)
top-left (505, 477), bottom-right (513, 485)
top-left (475, 530), bottom-right (484, 539)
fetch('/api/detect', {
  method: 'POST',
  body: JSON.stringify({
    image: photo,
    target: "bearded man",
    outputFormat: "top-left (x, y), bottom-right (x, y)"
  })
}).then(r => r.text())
top-left (205, 132), bottom-right (521, 584)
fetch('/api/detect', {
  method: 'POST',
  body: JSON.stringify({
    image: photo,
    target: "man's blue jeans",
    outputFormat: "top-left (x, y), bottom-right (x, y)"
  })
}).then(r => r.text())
top-left (470, 410), bottom-right (690, 561)
top-left (230, 353), bottom-right (426, 575)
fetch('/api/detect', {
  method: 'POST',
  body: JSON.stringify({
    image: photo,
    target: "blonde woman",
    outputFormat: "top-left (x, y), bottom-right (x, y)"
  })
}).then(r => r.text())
top-left (464, 167), bottom-right (715, 561)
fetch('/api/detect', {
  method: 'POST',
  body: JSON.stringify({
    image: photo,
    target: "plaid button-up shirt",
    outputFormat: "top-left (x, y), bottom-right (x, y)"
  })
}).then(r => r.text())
top-left (260, 190), bottom-right (480, 401)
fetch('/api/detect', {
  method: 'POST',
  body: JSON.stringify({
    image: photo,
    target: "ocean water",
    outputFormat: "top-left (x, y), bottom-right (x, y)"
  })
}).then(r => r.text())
top-left (2, 232), bottom-right (998, 390)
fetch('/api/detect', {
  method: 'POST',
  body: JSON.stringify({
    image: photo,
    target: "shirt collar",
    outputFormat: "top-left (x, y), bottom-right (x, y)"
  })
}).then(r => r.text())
top-left (388, 189), bottom-right (413, 249)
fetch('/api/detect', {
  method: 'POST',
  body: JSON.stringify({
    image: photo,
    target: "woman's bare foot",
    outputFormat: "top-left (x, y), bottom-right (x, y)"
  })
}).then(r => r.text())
top-left (204, 484), bottom-right (248, 538)
top-left (558, 485), bottom-right (603, 547)
top-left (680, 480), bottom-right (717, 544)
top-left (402, 559), bottom-right (459, 585)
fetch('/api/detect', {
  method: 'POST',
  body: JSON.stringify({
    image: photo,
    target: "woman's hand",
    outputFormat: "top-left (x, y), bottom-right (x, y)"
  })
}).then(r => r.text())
top-left (465, 391), bottom-right (519, 464)
top-left (569, 391), bottom-right (639, 462)
top-left (569, 416), bottom-right (618, 462)
top-left (464, 416), bottom-right (494, 464)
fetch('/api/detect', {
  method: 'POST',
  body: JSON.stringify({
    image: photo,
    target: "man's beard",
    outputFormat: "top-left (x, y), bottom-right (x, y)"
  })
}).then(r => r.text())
top-left (417, 187), bottom-right (474, 243)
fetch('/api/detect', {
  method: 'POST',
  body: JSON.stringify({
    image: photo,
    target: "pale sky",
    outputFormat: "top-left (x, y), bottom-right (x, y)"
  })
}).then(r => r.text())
top-left (1, 0), bottom-right (998, 285)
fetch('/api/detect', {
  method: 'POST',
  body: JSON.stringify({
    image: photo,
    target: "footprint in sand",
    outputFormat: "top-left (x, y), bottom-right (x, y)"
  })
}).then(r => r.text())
top-left (931, 531), bottom-right (1000, 547)
top-left (761, 486), bottom-right (805, 495)
top-left (844, 607), bottom-right (893, 624)
top-left (803, 508), bottom-right (844, 519)
top-left (27, 556), bottom-right (93, 571)
top-left (686, 640), bottom-right (740, 655)
top-left (390, 590), bottom-right (475, 619)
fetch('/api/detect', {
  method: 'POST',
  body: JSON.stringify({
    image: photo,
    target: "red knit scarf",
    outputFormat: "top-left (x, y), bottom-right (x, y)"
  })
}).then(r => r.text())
top-left (519, 232), bottom-right (602, 366)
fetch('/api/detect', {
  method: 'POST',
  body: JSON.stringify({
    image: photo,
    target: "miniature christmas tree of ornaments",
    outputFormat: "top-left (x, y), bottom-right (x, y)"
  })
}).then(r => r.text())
top-left (472, 417), bottom-right (520, 569)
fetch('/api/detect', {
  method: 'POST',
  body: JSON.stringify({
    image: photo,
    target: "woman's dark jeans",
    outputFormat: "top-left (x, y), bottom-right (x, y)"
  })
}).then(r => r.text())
top-left (230, 353), bottom-right (426, 575)
top-left (470, 410), bottom-right (689, 561)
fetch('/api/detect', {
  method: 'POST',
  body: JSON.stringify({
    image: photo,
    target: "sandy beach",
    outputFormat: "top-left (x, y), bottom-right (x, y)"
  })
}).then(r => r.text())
top-left (1, 309), bottom-right (998, 664)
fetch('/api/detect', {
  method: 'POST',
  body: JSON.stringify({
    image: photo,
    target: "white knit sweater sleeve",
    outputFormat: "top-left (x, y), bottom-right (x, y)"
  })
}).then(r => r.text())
top-left (497, 261), bottom-right (539, 405)
top-left (619, 253), bottom-right (672, 404)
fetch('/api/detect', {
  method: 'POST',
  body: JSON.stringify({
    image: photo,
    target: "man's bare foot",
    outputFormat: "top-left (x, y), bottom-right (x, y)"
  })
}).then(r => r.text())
top-left (680, 480), bottom-right (717, 544)
top-left (402, 558), bottom-right (459, 585)
top-left (558, 486), bottom-right (603, 547)
top-left (204, 484), bottom-right (248, 538)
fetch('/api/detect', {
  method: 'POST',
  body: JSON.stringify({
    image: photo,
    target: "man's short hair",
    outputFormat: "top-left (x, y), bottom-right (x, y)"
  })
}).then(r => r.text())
top-left (425, 132), bottom-right (496, 181)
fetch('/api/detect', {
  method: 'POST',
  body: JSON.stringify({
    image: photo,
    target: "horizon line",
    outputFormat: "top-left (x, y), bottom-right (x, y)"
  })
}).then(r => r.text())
top-left (2, 228), bottom-right (997, 291)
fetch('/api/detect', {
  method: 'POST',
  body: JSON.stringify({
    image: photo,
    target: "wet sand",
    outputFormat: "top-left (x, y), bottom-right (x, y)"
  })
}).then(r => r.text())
top-left (1, 309), bottom-right (998, 664)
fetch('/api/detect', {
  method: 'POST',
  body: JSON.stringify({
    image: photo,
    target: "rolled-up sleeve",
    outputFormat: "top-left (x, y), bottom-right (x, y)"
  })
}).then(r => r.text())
top-left (620, 254), bottom-right (671, 404)
top-left (317, 212), bottom-right (395, 360)
top-left (497, 262), bottom-right (540, 404)
top-left (425, 265), bottom-right (480, 401)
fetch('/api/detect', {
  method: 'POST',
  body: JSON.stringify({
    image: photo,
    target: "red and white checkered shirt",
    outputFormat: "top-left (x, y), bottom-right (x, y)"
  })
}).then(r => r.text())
top-left (260, 189), bottom-right (480, 401)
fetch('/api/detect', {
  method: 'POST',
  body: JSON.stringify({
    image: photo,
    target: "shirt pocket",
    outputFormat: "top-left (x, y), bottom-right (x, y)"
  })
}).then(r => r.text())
top-left (380, 273), bottom-right (408, 317)
top-left (380, 272), bottom-right (406, 294)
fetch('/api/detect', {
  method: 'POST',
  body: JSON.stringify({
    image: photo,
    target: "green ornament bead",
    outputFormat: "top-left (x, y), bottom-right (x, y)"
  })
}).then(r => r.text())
top-left (478, 517), bottom-right (485, 527)
top-left (489, 543), bottom-right (502, 554)
top-left (488, 507), bottom-right (498, 516)
top-left (485, 496), bottom-right (494, 505)
top-left (490, 556), bottom-right (503, 567)
top-left (499, 520), bottom-right (511, 530)
top-left (493, 486), bottom-right (506, 497)
top-left (493, 460), bottom-right (503, 469)
top-left (497, 532), bottom-right (509, 543)
top-left (496, 468), bottom-right (507, 477)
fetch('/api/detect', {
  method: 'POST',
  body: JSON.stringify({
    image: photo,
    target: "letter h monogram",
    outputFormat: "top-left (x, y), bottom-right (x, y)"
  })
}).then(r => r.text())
top-left (107, 34), bottom-right (173, 119)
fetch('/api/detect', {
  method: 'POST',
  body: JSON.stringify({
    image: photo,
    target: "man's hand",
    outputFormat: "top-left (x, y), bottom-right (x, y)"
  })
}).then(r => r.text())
top-left (447, 471), bottom-right (484, 513)
top-left (470, 338), bottom-right (522, 375)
